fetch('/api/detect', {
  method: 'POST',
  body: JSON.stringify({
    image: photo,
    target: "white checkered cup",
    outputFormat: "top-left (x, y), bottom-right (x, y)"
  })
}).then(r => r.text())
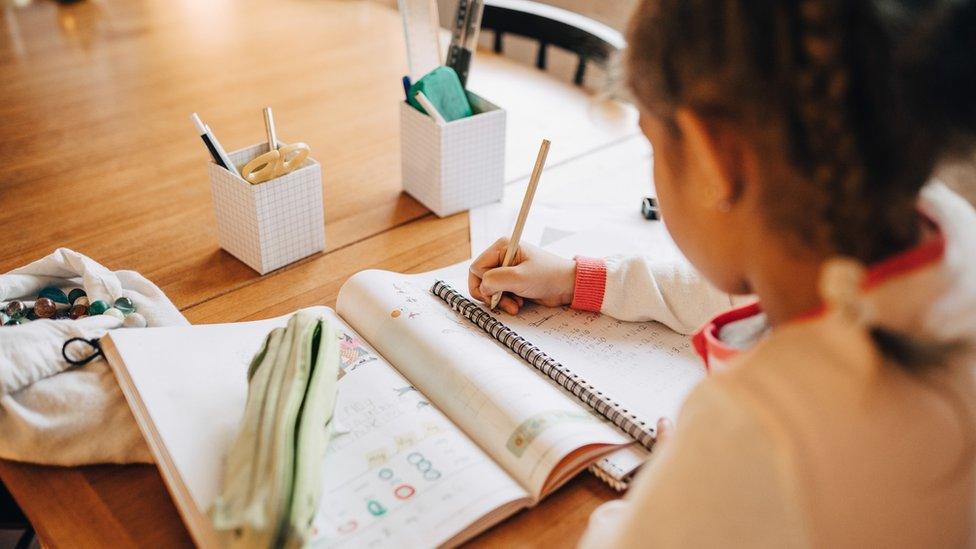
top-left (208, 142), bottom-right (326, 275)
top-left (400, 92), bottom-right (506, 217)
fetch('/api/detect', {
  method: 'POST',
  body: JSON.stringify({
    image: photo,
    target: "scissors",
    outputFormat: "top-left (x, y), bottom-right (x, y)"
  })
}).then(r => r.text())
top-left (239, 141), bottom-right (311, 184)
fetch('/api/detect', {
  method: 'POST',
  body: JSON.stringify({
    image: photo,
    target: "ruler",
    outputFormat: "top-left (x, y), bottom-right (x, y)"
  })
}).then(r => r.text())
top-left (445, 0), bottom-right (485, 87)
top-left (398, 0), bottom-right (443, 81)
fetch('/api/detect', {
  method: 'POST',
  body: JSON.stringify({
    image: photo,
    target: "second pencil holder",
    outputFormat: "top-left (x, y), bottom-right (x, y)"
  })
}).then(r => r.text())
top-left (400, 92), bottom-right (506, 217)
top-left (208, 143), bottom-right (326, 275)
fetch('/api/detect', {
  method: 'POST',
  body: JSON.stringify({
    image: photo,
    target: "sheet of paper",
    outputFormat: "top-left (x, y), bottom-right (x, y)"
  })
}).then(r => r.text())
top-left (469, 134), bottom-right (654, 254)
top-left (468, 60), bottom-right (640, 183)
top-left (107, 308), bottom-right (527, 548)
top-left (337, 271), bottom-right (632, 498)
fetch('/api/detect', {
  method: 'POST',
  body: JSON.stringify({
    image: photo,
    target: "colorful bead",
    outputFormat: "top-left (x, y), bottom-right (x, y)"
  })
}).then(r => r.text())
top-left (123, 312), bottom-right (147, 328)
top-left (114, 297), bottom-right (135, 315)
top-left (68, 288), bottom-right (87, 304)
top-left (38, 286), bottom-right (69, 304)
top-left (103, 307), bottom-right (126, 321)
top-left (74, 296), bottom-right (90, 307)
top-left (33, 298), bottom-right (57, 319)
top-left (88, 300), bottom-right (109, 315)
top-left (69, 304), bottom-right (88, 320)
top-left (4, 301), bottom-right (25, 318)
top-left (6, 317), bottom-right (27, 326)
top-left (0, 312), bottom-right (8, 325)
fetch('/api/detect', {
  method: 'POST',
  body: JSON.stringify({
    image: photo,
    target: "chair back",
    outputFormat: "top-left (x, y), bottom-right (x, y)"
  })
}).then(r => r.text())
top-left (481, 0), bottom-right (625, 86)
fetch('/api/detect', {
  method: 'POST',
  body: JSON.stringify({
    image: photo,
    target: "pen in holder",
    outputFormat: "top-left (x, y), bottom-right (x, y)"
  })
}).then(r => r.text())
top-left (400, 91), bottom-right (506, 217)
top-left (208, 142), bottom-right (325, 275)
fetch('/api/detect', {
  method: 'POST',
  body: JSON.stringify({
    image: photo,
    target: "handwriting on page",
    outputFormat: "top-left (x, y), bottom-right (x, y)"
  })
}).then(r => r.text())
top-left (506, 305), bottom-right (705, 424)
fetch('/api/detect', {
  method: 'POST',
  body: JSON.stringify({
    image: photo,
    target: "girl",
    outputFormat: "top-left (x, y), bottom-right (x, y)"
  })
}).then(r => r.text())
top-left (469, 0), bottom-right (976, 546)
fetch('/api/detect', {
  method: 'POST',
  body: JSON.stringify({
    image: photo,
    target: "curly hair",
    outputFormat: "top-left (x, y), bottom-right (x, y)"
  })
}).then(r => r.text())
top-left (625, 0), bottom-right (976, 370)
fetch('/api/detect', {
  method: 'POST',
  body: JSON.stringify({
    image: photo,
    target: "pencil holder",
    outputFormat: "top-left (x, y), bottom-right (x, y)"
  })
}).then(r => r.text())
top-left (208, 143), bottom-right (325, 275)
top-left (400, 91), bottom-right (506, 217)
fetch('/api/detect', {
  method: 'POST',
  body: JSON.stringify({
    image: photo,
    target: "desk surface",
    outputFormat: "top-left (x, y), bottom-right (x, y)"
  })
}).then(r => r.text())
top-left (0, 0), bottom-right (634, 546)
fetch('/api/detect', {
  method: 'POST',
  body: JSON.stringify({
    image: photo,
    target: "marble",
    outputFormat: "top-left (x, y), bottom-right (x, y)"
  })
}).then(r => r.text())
top-left (68, 288), bottom-right (87, 304)
top-left (33, 298), bottom-right (57, 318)
top-left (103, 307), bottom-right (126, 321)
top-left (4, 301), bottom-right (25, 318)
top-left (74, 296), bottom-right (90, 307)
top-left (88, 300), bottom-right (109, 316)
top-left (69, 305), bottom-right (88, 320)
top-left (38, 286), bottom-right (69, 304)
top-left (114, 297), bottom-right (135, 315)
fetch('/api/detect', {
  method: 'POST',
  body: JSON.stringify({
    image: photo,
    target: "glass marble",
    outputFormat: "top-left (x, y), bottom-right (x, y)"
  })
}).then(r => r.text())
top-left (69, 304), bottom-right (88, 320)
top-left (33, 298), bottom-right (57, 319)
top-left (88, 300), bottom-right (109, 316)
top-left (68, 288), bottom-right (87, 304)
top-left (4, 301), bottom-right (25, 318)
top-left (114, 297), bottom-right (135, 315)
top-left (103, 307), bottom-right (126, 321)
top-left (38, 286), bottom-right (69, 304)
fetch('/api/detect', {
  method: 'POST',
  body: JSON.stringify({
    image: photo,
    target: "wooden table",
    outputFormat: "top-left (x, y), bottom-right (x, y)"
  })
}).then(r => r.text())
top-left (0, 0), bottom-right (637, 546)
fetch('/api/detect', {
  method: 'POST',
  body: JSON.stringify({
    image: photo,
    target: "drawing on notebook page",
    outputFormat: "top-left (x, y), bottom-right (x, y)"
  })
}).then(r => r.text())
top-left (313, 326), bottom-right (526, 547)
top-left (339, 332), bottom-right (376, 372)
top-left (506, 410), bottom-right (599, 458)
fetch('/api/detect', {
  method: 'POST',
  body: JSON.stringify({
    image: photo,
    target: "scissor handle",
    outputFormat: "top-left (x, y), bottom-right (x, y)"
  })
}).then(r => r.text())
top-left (240, 150), bottom-right (280, 184)
top-left (276, 142), bottom-right (310, 176)
top-left (238, 142), bottom-right (310, 184)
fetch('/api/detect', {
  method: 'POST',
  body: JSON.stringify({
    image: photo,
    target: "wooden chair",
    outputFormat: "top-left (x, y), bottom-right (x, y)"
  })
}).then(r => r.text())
top-left (0, 482), bottom-right (34, 549)
top-left (481, 0), bottom-right (625, 86)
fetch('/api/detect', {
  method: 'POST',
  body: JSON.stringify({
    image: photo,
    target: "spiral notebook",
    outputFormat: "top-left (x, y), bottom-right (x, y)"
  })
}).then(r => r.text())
top-left (430, 280), bottom-right (700, 491)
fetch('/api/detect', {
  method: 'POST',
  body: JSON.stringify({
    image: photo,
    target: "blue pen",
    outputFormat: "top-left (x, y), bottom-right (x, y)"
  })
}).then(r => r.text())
top-left (402, 76), bottom-right (412, 101)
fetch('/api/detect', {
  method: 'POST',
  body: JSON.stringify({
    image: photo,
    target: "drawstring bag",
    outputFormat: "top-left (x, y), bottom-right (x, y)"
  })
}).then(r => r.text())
top-left (0, 248), bottom-right (187, 465)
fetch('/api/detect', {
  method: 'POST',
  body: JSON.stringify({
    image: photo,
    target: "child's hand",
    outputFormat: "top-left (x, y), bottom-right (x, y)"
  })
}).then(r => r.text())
top-left (469, 238), bottom-right (577, 315)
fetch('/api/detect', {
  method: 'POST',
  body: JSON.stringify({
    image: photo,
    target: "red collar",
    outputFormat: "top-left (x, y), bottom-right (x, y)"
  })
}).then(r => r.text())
top-left (691, 231), bottom-right (946, 372)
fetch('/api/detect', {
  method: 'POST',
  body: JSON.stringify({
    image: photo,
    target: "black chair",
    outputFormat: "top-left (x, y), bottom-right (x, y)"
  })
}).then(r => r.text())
top-left (481, 0), bottom-right (626, 86)
top-left (0, 482), bottom-right (34, 549)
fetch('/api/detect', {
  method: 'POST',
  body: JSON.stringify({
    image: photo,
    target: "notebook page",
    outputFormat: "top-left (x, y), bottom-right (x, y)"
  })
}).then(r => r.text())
top-left (337, 272), bottom-right (632, 499)
top-left (105, 308), bottom-right (527, 548)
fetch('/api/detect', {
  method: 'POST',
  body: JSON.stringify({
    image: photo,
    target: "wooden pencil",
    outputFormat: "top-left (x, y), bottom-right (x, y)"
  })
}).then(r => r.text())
top-left (489, 138), bottom-right (551, 310)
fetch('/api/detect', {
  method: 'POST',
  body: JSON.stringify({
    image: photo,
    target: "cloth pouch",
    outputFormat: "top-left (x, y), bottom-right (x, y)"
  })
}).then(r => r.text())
top-left (210, 310), bottom-right (340, 548)
top-left (0, 248), bottom-right (187, 465)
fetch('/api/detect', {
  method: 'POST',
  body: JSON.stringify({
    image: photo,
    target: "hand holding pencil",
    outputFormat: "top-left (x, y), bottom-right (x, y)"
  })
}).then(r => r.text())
top-left (468, 139), bottom-right (578, 314)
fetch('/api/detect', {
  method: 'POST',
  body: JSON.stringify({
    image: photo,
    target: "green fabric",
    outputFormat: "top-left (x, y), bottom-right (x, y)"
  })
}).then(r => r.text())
top-left (408, 65), bottom-right (473, 122)
top-left (210, 310), bottom-right (340, 548)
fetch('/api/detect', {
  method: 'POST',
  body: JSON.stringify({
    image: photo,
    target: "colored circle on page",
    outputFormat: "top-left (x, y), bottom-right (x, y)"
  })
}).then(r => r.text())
top-left (393, 484), bottom-right (416, 500)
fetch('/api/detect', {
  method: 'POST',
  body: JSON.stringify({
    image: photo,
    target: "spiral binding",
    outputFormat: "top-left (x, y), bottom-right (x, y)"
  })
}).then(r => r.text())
top-left (431, 280), bottom-right (657, 452)
top-left (587, 462), bottom-right (628, 492)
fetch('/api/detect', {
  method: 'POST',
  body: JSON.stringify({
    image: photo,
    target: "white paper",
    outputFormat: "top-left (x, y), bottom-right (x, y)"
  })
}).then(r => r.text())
top-left (469, 134), bottom-right (654, 255)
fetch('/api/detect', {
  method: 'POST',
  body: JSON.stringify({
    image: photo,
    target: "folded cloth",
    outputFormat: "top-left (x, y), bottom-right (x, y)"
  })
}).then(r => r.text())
top-left (211, 310), bottom-right (340, 548)
top-left (0, 248), bottom-right (188, 465)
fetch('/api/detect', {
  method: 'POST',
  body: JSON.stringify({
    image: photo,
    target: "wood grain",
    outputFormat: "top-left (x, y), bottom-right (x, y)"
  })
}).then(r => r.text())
top-left (0, 0), bottom-right (634, 546)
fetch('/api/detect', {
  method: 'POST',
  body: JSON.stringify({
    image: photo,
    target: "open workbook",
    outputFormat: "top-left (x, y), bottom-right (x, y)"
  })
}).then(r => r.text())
top-left (103, 228), bottom-right (706, 547)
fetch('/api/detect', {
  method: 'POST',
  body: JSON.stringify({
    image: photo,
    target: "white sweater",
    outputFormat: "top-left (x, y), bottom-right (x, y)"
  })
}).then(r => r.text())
top-left (576, 183), bottom-right (976, 548)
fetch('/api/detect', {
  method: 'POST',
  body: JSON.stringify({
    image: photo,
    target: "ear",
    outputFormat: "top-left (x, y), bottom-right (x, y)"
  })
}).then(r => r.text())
top-left (674, 108), bottom-right (746, 208)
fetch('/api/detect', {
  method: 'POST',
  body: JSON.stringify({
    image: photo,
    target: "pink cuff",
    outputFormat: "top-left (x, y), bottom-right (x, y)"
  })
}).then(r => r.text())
top-left (571, 256), bottom-right (607, 312)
